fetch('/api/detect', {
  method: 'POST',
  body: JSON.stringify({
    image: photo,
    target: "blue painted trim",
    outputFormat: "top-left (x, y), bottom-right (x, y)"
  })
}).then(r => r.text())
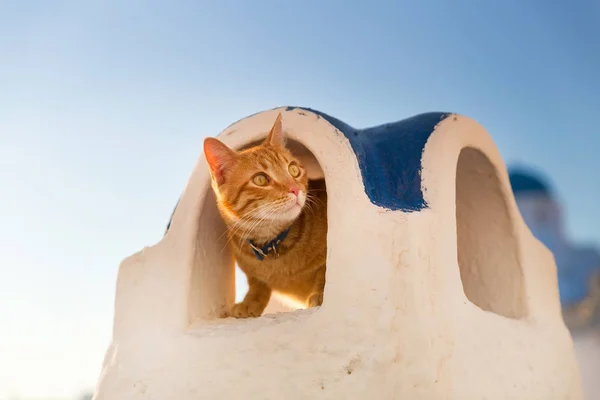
top-left (280, 107), bottom-right (451, 211)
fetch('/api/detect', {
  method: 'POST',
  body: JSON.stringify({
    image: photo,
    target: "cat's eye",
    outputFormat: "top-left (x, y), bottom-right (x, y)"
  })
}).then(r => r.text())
top-left (288, 163), bottom-right (300, 178)
top-left (252, 173), bottom-right (269, 186)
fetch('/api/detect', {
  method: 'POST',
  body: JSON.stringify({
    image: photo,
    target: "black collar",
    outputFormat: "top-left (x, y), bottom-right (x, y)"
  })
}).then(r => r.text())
top-left (248, 227), bottom-right (291, 261)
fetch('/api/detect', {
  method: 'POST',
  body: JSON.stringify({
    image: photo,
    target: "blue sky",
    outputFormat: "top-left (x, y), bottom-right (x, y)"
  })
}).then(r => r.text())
top-left (1, 1), bottom-right (599, 398)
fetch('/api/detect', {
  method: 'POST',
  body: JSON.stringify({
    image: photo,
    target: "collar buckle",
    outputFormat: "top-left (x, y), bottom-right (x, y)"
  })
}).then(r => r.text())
top-left (248, 227), bottom-right (291, 261)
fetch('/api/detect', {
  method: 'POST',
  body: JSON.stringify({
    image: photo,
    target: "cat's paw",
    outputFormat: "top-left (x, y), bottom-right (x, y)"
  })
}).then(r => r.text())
top-left (223, 301), bottom-right (265, 318)
top-left (307, 292), bottom-right (324, 308)
top-left (219, 307), bottom-right (232, 318)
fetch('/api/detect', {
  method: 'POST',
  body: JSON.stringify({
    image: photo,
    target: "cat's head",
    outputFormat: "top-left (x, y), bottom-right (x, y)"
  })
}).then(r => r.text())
top-left (203, 114), bottom-right (309, 230)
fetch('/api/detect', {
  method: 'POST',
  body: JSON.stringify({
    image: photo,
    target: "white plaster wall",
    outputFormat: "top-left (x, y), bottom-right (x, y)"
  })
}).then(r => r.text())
top-left (572, 329), bottom-right (600, 399)
top-left (93, 108), bottom-right (583, 399)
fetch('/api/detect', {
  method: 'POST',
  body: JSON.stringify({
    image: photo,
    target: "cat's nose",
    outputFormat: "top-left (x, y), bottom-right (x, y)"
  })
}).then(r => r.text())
top-left (289, 186), bottom-right (300, 197)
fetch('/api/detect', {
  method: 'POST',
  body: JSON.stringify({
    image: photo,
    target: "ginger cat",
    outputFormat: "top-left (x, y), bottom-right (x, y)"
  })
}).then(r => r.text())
top-left (203, 114), bottom-right (327, 318)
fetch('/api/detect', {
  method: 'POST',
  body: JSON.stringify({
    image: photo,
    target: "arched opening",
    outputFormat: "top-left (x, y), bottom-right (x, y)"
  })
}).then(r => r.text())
top-left (187, 139), bottom-right (327, 323)
top-left (455, 147), bottom-right (527, 319)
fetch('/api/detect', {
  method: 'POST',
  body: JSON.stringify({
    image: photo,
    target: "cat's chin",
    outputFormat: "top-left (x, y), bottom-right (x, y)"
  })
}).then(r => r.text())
top-left (271, 202), bottom-right (303, 223)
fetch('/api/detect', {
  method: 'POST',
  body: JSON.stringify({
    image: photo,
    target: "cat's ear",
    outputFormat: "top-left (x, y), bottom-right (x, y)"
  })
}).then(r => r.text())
top-left (264, 113), bottom-right (286, 147)
top-left (203, 137), bottom-right (236, 185)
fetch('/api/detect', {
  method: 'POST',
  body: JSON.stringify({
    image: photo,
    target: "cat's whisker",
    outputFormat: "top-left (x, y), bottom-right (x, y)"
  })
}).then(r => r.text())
top-left (236, 206), bottom-right (282, 250)
top-left (304, 195), bottom-right (321, 216)
top-left (242, 201), bottom-right (288, 234)
top-left (240, 213), bottom-right (272, 243)
top-left (220, 209), bottom-right (273, 253)
top-left (233, 202), bottom-right (283, 243)
top-left (302, 199), bottom-right (315, 215)
top-left (307, 192), bottom-right (325, 206)
top-left (240, 206), bottom-right (279, 237)
top-left (229, 202), bottom-right (281, 231)
top-left (216, 204), bottom-right (268, 243)
top-left (221, 203), bottom-right (281, 253)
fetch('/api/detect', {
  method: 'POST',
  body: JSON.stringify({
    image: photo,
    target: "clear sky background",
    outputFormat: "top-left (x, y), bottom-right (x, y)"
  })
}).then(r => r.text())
top-left (0, 1), bottom-right (599, 398)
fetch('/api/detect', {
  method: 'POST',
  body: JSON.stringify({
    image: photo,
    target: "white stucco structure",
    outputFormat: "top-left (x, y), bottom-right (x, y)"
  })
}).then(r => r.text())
top-left (94, 107), bottom-right (583, 399)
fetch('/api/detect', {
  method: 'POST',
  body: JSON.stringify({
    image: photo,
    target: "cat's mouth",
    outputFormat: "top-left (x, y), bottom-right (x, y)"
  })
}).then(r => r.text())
top-left (292, 191), bottom-right (306, 208)
top-left (283, 199), bottom-right (303, 213)
top-left (287, 200), bottom-right (303, 210)
top-left (271, 194), bottom-right (305, 221)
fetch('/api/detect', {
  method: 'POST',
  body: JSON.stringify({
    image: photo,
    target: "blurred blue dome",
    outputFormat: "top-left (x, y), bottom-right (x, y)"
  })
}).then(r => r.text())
top-left (508, 167), bottom-right (553, 197)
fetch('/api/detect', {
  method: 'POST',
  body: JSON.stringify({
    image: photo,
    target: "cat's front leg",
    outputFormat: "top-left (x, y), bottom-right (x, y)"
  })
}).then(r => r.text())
top-left (221, 277), bottom-right (272, 318)
top-left (306, 265), bottom-right (326, 308)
